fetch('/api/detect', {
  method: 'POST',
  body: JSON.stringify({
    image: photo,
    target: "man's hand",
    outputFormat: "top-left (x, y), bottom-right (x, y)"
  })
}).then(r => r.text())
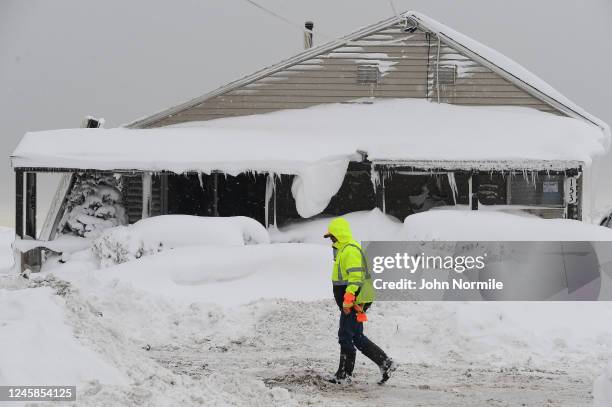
top-left (342, 292), bottom-right (355, 314)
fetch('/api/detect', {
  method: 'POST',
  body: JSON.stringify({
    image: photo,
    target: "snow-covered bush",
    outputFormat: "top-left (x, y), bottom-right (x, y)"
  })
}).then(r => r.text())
top-left (594, 361), bottom-right (612, 407)
top-left (60, 173), bottom-right (128, 239)
top-left (93, 215), bottom-right (270, 267)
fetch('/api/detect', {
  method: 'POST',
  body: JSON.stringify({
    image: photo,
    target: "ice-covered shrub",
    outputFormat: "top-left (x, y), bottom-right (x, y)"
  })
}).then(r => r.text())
top-left (92, 215), bottom-right (270, 267)
top-left (60, 173), bottom-right (128, 239)
top-left (92, 225), bottom-right (164, 267)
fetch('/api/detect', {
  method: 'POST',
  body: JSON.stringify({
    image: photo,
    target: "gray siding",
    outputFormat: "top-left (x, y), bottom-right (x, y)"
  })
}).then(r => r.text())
top-left (427, 40), bottom-right (557, 112)
top-left (145, 24), bottom-right (562, 128)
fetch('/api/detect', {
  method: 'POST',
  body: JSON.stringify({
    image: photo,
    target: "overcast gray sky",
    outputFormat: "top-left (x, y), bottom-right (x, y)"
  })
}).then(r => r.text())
top-left (1, 0), bottom-right (611, 227)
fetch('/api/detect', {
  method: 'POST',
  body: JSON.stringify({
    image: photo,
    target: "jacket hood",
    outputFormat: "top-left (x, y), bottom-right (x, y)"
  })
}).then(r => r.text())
top-left (327, 217), bottom-right (353, 244)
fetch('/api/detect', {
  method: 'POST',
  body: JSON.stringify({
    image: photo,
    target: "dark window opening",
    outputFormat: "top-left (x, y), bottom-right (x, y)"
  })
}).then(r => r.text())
top-left (167, 173), bottom-right (213, 217)
top-left (323, 166), bottom-right (376, 217)
top-left (510, 174), bottom-right (564, 207)
top-left (166, 172), bottom-right (267, 224)
top-left (384, 172), bottom-right (459, 221)
top-left (217, 173), bottom-right (267, 221)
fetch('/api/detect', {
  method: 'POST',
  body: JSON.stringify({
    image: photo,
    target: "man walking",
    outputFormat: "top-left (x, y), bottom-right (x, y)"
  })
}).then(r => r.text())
top-left (324, 217), bottom-right (397, 385)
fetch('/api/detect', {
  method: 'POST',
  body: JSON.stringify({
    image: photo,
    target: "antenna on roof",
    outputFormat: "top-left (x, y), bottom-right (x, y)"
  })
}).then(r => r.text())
top-left (304, 21), bottom-right (314, 49)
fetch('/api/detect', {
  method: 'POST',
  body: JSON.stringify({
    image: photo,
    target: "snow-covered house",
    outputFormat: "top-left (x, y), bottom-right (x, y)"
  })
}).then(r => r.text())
top-left (10, 12), bottom-right (610, 270)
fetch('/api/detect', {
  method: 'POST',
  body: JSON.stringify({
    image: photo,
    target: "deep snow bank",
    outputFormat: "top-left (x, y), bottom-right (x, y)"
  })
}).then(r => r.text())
top-left (93, 215), bottom-right (269, 267)
top-left (272, 209), bottom-right (612, 243)
top-left (0, 287), bottom-right (123, 386)
top-left (402, 210), bottom-right (612, 241)
top-left (270, 209), bottom-right (403, 244)
top-left (56, 243), bottom-right (330, 306)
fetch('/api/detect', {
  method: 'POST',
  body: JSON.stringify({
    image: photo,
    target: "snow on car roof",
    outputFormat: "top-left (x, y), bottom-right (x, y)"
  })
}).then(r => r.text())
top-left (11, 99), bottom-right (607, 173)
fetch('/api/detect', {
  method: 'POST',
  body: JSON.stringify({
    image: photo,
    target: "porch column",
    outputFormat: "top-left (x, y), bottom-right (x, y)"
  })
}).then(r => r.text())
top-left (212, 172), bottom-right (219, 217)
top-left (15, 170), bottom-right (24, 239)
top-left (141, 172), bottom-right (152, 219)
top-left (265, 174), bottom-right (277, 228)
top-left (25, 172), bottom-right (37, 238)
top-left (470, 171), bottom-right (480, 210)
top-left (159, 173), bottom-right (169, 215)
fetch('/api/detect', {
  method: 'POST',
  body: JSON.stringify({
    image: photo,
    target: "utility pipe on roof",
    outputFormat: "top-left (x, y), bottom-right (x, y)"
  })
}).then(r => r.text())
top-left (304, 21), bottom-right (314, 49)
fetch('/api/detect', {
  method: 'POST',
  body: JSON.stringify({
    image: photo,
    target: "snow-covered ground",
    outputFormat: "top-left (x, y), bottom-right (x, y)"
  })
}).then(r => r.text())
top-left (0, 227), bottom-right (14, 271)
top-left (2, 212), bottom-right (612, 406)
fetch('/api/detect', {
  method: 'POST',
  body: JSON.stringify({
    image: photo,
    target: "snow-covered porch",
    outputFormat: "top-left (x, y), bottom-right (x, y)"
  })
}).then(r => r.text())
top-left (10, 98), bottom-right (609, 272)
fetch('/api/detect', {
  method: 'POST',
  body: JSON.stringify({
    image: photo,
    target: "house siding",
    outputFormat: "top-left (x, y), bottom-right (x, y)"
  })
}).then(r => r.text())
top-left (146, 24), bottom-right (563, 128)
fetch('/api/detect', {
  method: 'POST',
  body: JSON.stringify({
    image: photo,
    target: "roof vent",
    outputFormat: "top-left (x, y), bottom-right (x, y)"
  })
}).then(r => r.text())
top-left (434, 65), bottom-right (457, 86)
top-left (357, 64), bottom-right (380, 85)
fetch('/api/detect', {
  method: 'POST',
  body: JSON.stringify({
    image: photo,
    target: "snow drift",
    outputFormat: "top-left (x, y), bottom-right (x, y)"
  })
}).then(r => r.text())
top-left (272, 209), bottom-right (612, 243)
top-left (594, 361), bottom-right (612, 407)
top-left (401, 210), bottom-right (612, 241)
top-left (0, 227), bottom-right (14, 271)
top-left (93, 215), bottom-right (270, 267)
top-left (0, 287), bottom-right (123, 386)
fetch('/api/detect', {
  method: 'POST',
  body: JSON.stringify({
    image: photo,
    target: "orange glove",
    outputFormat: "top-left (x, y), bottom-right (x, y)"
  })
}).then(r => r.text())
top-left (342, 292), bottom-right (355, 314)
top-left (354, 303), bottom-right (368, 322)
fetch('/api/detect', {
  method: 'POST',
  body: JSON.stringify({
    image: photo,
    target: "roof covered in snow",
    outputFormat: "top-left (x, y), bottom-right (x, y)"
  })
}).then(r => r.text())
top-left (124, 11), bottom-right (609, 139)
top-left (405, 12), bottom-right (609, 137)
top-left (11, 99), bottom-right (608, 173)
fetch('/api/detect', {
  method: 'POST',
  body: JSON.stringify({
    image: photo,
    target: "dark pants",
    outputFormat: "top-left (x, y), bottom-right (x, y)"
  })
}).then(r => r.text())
top-left (338, 308), bottom-right (371, 353)
top-left (333, 285), bottom-right (388, 365)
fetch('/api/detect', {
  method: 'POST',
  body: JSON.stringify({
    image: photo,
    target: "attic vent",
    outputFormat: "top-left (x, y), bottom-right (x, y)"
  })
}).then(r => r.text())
top-left (434, 65), bottom-right (457, 86)
top-left (357, 64), bottom-right (380, 85)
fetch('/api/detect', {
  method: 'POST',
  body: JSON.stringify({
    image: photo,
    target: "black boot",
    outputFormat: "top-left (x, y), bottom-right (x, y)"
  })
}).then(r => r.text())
top-left (378, 357), bottom-right (397, 385)
top-left (359, 339), bottom-right (397, 384)
top-left (328, 352), bottom-right (351, 384)
top-left (345, 351), bottom-right (356, 378)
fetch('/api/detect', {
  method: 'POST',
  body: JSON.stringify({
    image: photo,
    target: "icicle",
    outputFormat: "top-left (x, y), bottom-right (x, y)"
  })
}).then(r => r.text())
top-left (370, 163), bottom-right (381, 191)
top-left (447, 172), bottom-right (458, 205)
top-left (197, 172), bottom-right (204, 189)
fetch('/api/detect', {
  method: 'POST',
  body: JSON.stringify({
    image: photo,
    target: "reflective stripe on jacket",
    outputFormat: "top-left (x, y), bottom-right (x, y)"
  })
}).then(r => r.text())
top-left (328, 217), bottom-right (375, 304)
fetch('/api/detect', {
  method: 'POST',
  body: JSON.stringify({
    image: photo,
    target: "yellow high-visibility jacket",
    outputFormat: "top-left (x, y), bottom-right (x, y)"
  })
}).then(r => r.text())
top-left (328, 217), bottom-right (375, 304)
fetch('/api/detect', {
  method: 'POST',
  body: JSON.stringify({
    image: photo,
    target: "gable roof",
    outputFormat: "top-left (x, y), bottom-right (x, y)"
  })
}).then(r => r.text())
top-left (124, 11), bottom-right (609, 139)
